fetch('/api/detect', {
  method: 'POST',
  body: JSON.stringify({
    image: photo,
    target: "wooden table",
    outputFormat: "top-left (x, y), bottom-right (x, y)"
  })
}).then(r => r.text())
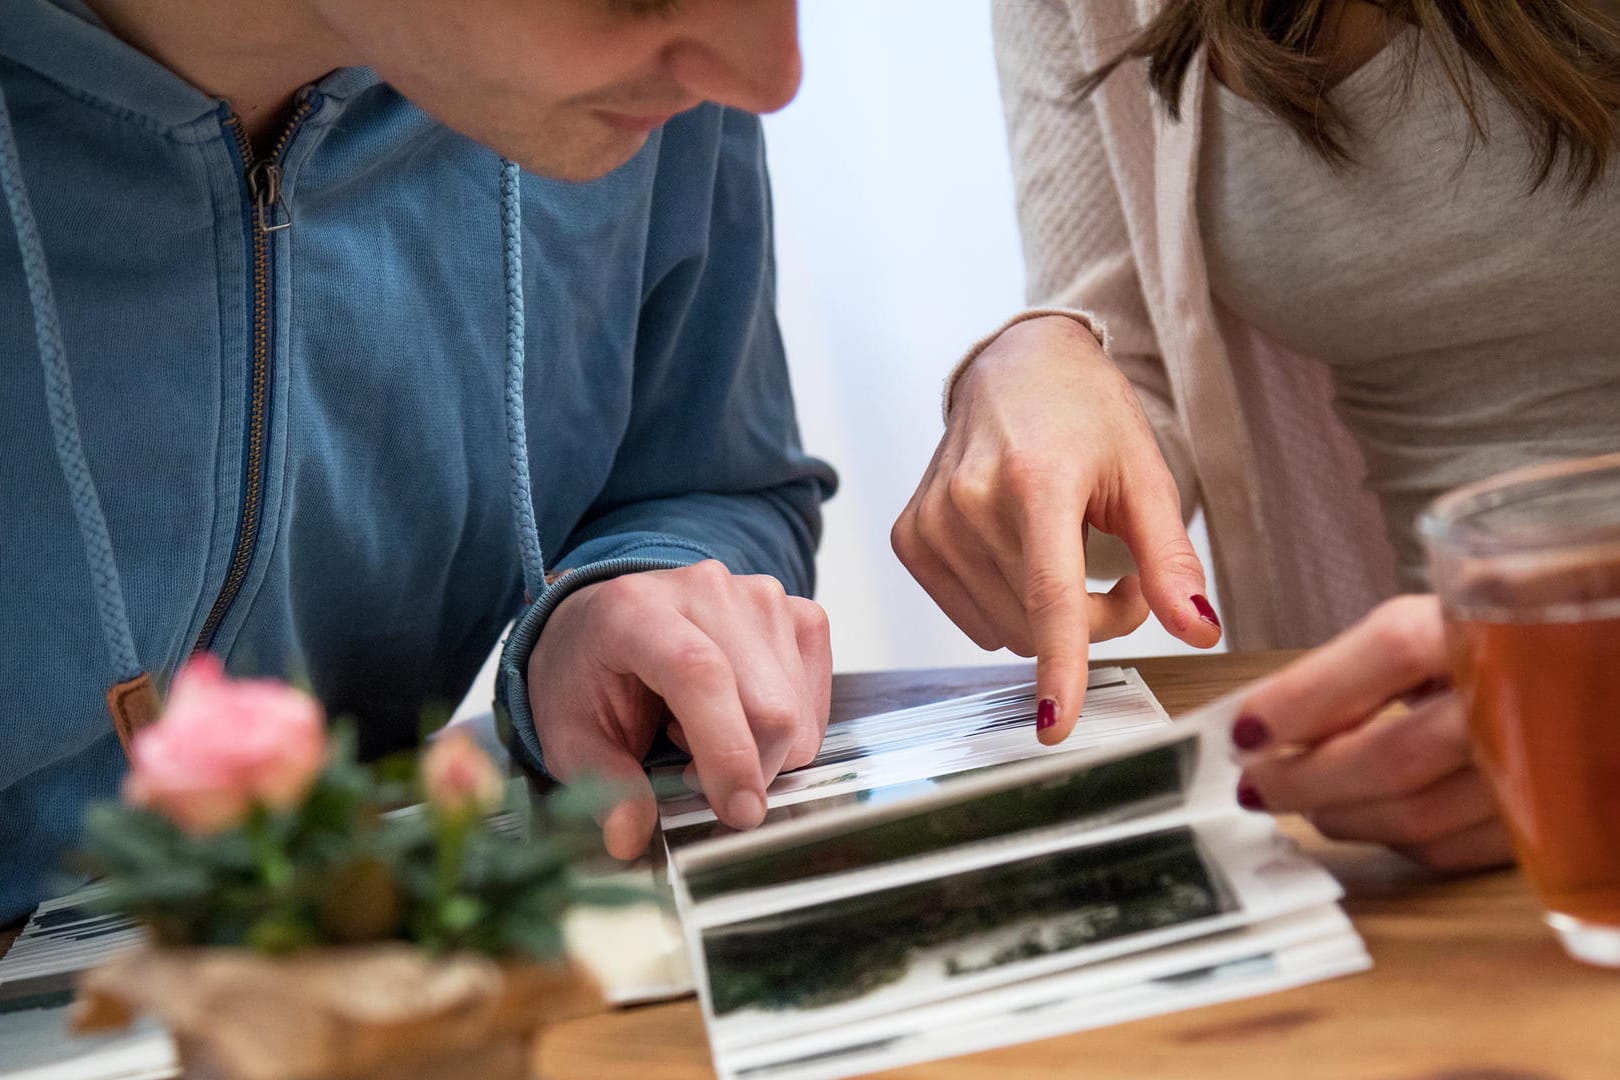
top-left (538, 651), bottom-right (1620, 1080)
top-left (7, 653), bottom-right (1614, 1077)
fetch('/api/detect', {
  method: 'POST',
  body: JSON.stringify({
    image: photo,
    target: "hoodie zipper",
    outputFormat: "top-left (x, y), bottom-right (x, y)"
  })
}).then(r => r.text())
top-left (193, 97), bottom-right (315, 654)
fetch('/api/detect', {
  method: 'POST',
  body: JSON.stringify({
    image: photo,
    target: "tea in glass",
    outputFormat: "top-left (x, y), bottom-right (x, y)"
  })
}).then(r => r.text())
top-left (1422, 452), bottom-right (1620, 967)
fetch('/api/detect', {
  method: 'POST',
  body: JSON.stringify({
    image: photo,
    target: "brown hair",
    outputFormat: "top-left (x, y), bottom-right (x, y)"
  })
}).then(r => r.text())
top-left (1080, 1), bottom-right (1620, 193)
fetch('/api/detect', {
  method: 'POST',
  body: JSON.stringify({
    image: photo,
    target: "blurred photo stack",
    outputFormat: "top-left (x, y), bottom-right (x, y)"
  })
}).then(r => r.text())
top-left (656, 669), bottom-right (1371, 1080)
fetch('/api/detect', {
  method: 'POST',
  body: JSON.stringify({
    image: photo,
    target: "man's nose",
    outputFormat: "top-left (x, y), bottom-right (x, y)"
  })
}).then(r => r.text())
top-left (666, 0), bottom-right (803, 116)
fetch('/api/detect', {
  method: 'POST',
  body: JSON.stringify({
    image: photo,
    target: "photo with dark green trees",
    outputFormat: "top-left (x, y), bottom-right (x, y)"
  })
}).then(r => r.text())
top-left (702, 824), bottom-right (1230, 1017)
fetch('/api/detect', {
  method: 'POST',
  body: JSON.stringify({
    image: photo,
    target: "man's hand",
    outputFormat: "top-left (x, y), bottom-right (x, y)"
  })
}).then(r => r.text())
top-left (892, 315), bottom-right (1220, 744)
top-left (1233, 595), bottom-right (1513, 872)
top-left (526, 560), bottom-right (831, 860)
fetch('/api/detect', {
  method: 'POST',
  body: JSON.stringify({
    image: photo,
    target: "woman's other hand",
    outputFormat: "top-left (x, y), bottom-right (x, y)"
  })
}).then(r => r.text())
top-left (1233, 595), bottom-right (1513, 872)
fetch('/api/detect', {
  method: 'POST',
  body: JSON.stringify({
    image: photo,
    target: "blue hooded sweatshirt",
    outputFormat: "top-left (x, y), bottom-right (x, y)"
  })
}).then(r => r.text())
top-left (0, 0), bottom-right (836, 923)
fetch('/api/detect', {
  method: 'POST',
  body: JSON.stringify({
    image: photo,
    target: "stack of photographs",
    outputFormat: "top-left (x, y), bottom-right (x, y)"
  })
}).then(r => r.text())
top-left (656, 669), bottom-right (1170, 846)
top-left (657, 669), bottom-right (1370, 1080)
top-left (0, 887), bottom-right (174, 1080)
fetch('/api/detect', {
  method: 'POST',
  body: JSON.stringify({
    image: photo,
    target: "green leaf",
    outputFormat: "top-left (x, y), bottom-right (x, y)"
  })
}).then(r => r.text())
top-left (372, 749), bottom-right (421, 787)
top-left (79, 803), bottom-right (185, 871)
top-left (324, 721), bottom-right (361, 767)
top-left (416, 703), bottom-right (454, 742)
top-left (439, 895), bottom-right (486, 935)
top-left (569, 882), bottom-right (653, 909)
top-left (296, 780), bottom-right (363, 836)
top-left (92, 866), bottom-right (212, 911)
top-left (246, 912), bottom-right (318, 954)
top-left (466, 837), bottom-right (567, 889)
top-left (537, 778), bottom-right (621, 824)
top-left (498, 917), bottom-right (565, 961)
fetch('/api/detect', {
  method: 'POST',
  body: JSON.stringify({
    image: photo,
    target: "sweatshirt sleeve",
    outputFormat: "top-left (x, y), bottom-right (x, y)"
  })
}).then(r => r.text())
top-left (990, 0), bottom-right (1199, 578)
top-left (496, 107), bottom-right (837, 777)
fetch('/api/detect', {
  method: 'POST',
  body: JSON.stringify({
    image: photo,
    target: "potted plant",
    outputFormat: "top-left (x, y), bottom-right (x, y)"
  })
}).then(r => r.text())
top-left (70, 656), bottom-right (634, 1080)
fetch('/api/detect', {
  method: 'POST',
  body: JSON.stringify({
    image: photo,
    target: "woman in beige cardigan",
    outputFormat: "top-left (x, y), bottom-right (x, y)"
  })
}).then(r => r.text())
top-left (893, 0), bottom-right (1620, 870)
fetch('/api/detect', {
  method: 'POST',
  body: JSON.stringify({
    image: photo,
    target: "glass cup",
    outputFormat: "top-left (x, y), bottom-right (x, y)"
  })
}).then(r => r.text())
top-left (1421, 451), bottom-right (1620, 968)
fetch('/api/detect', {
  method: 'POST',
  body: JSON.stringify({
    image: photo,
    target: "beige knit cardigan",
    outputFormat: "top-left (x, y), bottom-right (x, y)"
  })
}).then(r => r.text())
top-left (982, 0), bottom-right (1403, 649)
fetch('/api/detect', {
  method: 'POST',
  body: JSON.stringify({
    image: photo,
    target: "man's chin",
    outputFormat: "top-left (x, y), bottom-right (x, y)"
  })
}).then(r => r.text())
top-left (503, 129), bottom-right (651, 184)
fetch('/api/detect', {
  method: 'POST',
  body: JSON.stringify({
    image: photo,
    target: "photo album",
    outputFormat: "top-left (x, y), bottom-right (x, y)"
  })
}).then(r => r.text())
top-left (0, 669), bottom-right (1368, 1080)
top-left (654, 669), bottom-right (1371, 1080)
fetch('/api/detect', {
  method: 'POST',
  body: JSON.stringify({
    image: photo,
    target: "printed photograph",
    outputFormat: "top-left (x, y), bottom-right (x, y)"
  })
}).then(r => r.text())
top-left (664, 773), bottom-right (953, 853)
top-left (699, 825), bottom-right (1232, 1019)
top-left (679, 738), bottom-right (1198, 901)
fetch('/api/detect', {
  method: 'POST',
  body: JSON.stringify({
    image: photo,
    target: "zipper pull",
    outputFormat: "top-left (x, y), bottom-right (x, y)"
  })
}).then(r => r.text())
top-left (247, 160), bottom-right (292, 234)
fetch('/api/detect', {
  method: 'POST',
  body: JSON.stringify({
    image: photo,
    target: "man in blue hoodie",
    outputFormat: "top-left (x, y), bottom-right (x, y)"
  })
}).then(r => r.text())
top-left (0, 0), bottom-right (838, 923)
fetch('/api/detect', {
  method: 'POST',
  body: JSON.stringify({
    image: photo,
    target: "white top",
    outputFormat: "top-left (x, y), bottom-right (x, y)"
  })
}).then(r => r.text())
top-left (1198, 31), bottom-right (1620, 587)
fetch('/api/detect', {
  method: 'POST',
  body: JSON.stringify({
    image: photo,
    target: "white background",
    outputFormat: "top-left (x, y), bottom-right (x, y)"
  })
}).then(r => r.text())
top-left (761, 0), bottom-right (1218, 674)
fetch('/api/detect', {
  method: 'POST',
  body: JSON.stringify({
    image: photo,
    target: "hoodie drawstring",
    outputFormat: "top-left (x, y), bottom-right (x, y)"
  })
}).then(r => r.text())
top-left (500, 157), bottom-right (548, 601)
top-left (0, 81), bottom-right (149, 701)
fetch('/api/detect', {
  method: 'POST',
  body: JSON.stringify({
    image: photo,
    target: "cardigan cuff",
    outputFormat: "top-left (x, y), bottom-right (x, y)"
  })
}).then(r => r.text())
top-left (941, 308), bottom-right (1109, 421)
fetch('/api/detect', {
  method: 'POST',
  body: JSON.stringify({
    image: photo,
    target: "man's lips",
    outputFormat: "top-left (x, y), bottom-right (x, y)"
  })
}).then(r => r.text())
top-left (592, 108), bottom-right (682, 133)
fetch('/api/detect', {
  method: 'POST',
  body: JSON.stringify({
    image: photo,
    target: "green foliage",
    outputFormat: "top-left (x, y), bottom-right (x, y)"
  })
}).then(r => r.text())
top-left (77, 735), bottom-right (646, 961)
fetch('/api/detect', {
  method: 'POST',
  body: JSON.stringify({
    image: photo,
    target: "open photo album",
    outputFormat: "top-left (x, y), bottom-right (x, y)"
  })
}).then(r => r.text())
top-left (655, 669), bottom-right (1371, 1080)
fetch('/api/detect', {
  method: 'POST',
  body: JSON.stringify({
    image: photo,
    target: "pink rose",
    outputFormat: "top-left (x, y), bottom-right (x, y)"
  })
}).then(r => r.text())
top-left (124, 655), bottom-right (326, 835)
top-left (422, 729), bottom-right (504, 817)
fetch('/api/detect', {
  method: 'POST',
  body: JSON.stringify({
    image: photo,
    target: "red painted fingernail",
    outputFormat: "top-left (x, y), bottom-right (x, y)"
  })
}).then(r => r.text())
top-left (1191, 594), bottom-right (1221, 629)
top-left (1231, 714), bottom-right (1270, 751)
top-left (1236, 783), bottom-right (1266, 812)
top-left (1036, 698), bottom-right (1058, 731)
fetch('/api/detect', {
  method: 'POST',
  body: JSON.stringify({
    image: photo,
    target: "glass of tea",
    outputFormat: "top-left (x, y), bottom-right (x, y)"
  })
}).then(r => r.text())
top-left (1421, 451), bottom-right (1620, 967)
